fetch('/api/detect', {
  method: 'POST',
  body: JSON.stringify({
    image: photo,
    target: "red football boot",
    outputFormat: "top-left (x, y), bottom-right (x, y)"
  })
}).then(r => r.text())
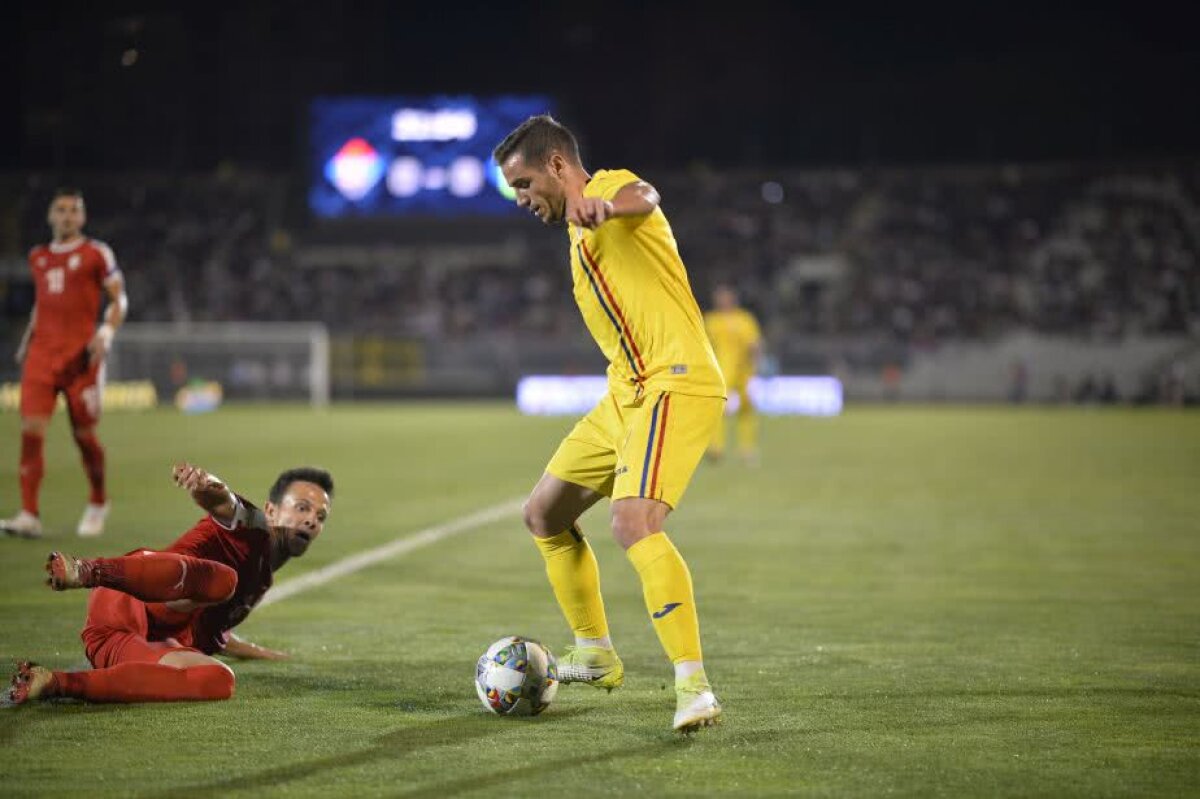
top-left (8, 661), bottom-right (56, 705)
top-left (44, 551), bottom-right (96, 591)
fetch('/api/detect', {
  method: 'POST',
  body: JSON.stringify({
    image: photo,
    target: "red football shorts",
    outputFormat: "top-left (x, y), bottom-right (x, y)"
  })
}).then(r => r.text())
top-left (81, 587), bottom-right (202, 669)
top-left (20, 350), bottom-right (104, 426)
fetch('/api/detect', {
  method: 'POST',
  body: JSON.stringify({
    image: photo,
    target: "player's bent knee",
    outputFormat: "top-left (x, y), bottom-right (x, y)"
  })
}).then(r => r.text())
top-left (157, 652), bottom-right (237, 699)
top-left (610, 516), bottom-right (654, 549)
top-left (159, 649), bottom-right (228, 670)
top-left (197, 665), bottom-right (236, 701)
top-left (208, 562), bottom-right (238, 603)
top-left (21, 417), bottom-right (49, 436)
top-left (610, 498), bottom-right (670, 549)
top-left (609, 511), bottom-right (657, 547)
top-left (525, 475), bottom-right (600, 538)
top-left (522, 499), bottom-right (553, 538)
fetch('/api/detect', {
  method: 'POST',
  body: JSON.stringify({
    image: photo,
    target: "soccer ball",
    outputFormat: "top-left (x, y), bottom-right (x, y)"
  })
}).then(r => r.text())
top-left (474, 635), bottom-right (558, 716)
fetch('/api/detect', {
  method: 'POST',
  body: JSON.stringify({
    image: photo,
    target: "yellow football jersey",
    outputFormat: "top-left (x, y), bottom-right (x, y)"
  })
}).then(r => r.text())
top-left (705, 307), bottom-right (762, 383)
top-left (568, 169), bottom-right (725, 402)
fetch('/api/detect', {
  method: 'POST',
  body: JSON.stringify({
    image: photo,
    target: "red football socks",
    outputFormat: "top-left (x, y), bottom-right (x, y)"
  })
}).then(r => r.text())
top-left (19, 432), bottom-right (44, 516)
top-left (52, 663), bottom-right (235, 702)
top-left (88, 552), bottom-right (238, 603)
top-left (73, 430), bottom-right (106, 505)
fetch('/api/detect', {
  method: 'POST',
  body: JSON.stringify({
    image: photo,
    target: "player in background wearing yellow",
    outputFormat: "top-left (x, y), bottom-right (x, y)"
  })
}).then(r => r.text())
top-left (496, 115), bottom-right (725, 731)
top-left (705, 284), bottom-right (763, 464)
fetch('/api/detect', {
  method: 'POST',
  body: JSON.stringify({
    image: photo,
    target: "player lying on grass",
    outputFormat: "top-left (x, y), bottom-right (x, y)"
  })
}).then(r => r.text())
top-left (7, 462), bottom-right (333, 704)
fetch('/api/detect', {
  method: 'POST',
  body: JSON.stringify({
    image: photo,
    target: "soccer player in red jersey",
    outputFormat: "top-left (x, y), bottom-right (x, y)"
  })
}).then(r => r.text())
top-left (7, 461), bottom-right (334, 705)
top-left (1, 188), bottom-right (129, 539)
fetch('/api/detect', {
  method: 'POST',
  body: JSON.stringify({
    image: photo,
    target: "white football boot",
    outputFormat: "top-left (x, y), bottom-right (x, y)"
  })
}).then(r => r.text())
top-left (76, 503), bottom-right (110, 537)
top-left (0, 510), bottom-right (43, 539)
top-left (673, 672), bottom-right (722, 732)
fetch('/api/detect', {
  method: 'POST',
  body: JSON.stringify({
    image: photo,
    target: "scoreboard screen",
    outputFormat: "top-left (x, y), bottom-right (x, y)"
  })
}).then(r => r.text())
top-left (309, 95), bottom-right (552, 218)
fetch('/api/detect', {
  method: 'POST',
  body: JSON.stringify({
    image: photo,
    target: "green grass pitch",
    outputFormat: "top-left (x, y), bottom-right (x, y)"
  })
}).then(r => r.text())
top-left (1, 404), bottom-right (1198, 796)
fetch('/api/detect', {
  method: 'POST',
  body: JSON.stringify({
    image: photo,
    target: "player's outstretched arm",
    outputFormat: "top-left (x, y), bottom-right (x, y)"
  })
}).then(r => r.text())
top-left (566, 181), bottom-right (661, 229)
top-left (172, 462), bottom-right (238, 527)
top-left (222, 633), bottom-right (289, 661)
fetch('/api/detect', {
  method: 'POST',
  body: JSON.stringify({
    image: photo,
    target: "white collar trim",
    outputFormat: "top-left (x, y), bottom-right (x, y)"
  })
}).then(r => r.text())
top-left (49, 237), bottom-right (87, 254)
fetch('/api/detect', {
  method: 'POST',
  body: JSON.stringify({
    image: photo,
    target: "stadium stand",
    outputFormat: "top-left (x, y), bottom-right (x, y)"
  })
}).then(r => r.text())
top-left (2, 161), bottom-right (1197, 402)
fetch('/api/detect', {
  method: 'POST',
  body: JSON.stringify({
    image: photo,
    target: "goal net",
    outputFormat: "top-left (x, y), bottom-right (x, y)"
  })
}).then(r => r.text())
top-left (107, 323), bottom-right (331, 407)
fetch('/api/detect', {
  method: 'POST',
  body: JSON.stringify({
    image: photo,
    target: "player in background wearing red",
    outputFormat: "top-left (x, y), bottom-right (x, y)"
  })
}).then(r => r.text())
top-left (7, 462), bottom-right (334, 705)
top-left (1, 188), bottom-right (128, 539)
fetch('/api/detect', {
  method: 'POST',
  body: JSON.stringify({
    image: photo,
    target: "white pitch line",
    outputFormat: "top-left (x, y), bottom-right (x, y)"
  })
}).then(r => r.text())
top-left (259, 497), bottom-right (525, 608)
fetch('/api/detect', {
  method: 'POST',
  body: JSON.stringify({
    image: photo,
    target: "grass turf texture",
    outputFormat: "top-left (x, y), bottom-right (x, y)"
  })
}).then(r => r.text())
top-left (1, 404), bottom-right (1198, 797)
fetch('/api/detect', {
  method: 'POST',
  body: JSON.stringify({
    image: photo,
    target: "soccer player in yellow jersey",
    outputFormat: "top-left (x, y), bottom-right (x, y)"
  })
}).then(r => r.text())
top-left (495, 115), bottom-right (724, 731)
top-left (705, 284), bottom-right (763, 463)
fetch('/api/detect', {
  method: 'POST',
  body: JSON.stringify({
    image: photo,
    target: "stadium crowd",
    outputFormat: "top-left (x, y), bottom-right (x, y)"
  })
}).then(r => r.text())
top-left (7, 162), bottom-right (1197, 338)
top-left (664, 163), bottom-right (1200, 343)
top-left (2, 161), bottom-right (1197, 401)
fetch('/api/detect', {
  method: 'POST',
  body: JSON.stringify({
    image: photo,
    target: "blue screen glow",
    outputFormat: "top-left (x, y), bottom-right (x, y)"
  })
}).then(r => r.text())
top-left (309, 95), bottom-right (553, 218)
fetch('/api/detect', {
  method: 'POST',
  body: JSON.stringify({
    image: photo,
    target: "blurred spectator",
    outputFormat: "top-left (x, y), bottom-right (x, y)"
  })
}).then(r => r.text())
top-left (1074, 373), bottom-right (1098, 404)
top-left (1008, 358), bottom-right (1029, 404)
top-left (1053, 374), bottom-right (1072, 404)
top-left (1098, 372), bottom-right (1120, 404)
top-left (3, 161), bottom-right (1197, 353)
top-left (881, 363), bottom-right (903, 402)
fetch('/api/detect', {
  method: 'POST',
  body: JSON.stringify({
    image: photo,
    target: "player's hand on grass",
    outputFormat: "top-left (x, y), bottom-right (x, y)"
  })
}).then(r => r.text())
top-left (238, 644), bottom-right (289, 661)
top-left (567, 195), bottom-right (614, 229)
top-left (224, 633), bottom-right (290, 660)
top-left (87, 323), bottom-right (115, 366)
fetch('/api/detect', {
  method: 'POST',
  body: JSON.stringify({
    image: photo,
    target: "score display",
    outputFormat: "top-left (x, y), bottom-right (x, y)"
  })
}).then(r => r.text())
top-left (309, 95), bottom-right (552, 218)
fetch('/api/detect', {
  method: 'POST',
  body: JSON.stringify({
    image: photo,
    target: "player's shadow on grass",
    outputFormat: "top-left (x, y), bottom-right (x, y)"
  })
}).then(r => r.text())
top-left (818, 686), bottom-right (1200, 703)
top-left (930, 686), bottom-right (1200, 701)
top-left (0, 700), bottom-right (128, 745)
top-left (395, 739), bottom-right (680, 798)
top-left (151, 707), bottom-right (608, 798)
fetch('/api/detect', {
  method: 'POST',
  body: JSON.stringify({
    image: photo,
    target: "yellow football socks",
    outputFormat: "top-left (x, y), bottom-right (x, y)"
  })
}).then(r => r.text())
top-left (626, 532), bottom-right (703, 664)
top-left (533, 526), bottom-right (610, 640)
top-left (736, 405), bottom-right (758, 457)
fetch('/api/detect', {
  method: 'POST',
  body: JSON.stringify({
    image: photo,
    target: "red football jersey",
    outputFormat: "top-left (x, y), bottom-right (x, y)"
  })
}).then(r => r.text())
top-left (27, 237), bottom-right (120, 360)
top-left (149, 497), bottom-right (277, 654)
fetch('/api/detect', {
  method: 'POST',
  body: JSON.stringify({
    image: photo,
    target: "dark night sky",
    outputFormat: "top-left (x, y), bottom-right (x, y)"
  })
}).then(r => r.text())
top-left (6, 1), bottom-right (1200, 172)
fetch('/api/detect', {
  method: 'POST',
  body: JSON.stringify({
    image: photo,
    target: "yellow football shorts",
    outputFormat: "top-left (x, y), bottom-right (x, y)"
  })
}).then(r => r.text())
top-left (546, 388), bottom-right (725, 508)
